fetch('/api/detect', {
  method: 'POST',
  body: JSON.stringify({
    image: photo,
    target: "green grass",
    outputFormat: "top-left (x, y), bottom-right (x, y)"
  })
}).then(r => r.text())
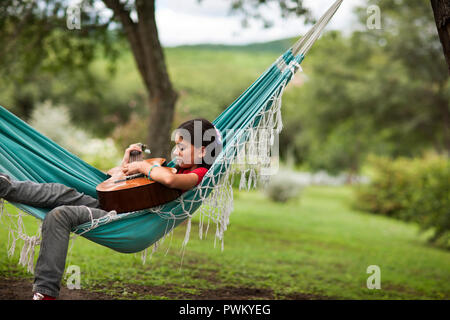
top-left (1, 186), bottom-right (449, 299)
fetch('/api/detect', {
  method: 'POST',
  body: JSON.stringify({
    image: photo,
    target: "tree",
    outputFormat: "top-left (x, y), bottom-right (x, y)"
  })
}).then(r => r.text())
top-left (431, 0), bottom-right (450, 74)
top-left (0, 1), bottom-right (120, 130)
top-left (0, 0), bottom-right (310, 159)
top-left (357, 0), bottom-right (449, 154)
top-left (0, 0), bottom-right (176, 157)
top-left (280, 0), bottom-right (449, 174)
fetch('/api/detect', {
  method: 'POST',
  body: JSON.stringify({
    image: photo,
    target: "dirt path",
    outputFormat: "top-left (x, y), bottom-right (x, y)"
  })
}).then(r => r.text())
top-left (0, 276), bottom-right (328, 300)
top-left (0, 277), bottom-right (112, 300)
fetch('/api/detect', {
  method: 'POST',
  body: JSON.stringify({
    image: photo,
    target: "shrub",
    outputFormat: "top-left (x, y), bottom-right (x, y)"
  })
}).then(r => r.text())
top-left (262, 169), bottom-right (303, 203)
top-left (30, 102), bottom-right (122, 171)
top-left (354, 153), bottom-right (450, 249)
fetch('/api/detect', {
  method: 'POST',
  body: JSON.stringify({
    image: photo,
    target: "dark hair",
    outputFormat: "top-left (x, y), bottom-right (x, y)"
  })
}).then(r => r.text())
top-left (174, 118), bottom-right (222, 170)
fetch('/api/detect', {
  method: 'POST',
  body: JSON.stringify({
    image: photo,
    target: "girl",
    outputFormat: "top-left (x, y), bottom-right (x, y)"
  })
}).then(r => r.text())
top-left (122, 118), bottom-right (221, 191)
top-left (0, 118), bottom-right (221, 300)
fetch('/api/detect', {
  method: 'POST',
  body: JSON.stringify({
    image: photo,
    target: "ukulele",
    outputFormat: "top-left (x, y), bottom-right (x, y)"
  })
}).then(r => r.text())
top-left (96, 144), bottom-right (182, 213)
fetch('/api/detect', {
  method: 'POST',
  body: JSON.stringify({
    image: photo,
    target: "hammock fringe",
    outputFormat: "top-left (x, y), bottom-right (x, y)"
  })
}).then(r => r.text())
top-left (1, 201), bottom-right (42, 274)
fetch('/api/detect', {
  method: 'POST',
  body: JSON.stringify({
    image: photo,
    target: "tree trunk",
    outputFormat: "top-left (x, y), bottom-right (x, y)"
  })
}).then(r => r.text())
top-left (103, 0), bottom-right (178, 159)
top-left (437, 83), bottom-right (450, 155)
top-left (430, 1), bottom-right (450, 154)
top-left (431, 0), bottom-right (450, 75)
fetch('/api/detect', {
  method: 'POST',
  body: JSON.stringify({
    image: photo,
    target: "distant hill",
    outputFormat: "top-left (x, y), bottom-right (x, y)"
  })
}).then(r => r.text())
top-left (171, 37), bottom-right (299, 54)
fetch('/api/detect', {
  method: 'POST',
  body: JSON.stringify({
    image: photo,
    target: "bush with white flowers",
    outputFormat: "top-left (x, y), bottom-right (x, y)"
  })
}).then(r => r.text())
top-left (30, 102), bottom-right (122, 171)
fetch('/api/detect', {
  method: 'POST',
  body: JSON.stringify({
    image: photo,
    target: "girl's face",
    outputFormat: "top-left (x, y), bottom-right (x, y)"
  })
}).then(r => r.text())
top-left (173, 132), bottom-right (205, 169)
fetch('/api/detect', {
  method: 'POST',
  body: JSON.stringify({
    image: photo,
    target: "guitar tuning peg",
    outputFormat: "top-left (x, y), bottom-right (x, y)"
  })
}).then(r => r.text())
top-left (139, 143), bottom-right (151, 154)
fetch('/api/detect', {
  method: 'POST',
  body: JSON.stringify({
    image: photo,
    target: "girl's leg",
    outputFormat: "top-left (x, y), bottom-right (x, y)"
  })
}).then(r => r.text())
top-left (0, 173), bottom-right (99, 208)
top-left (32, 205), bottom-right (110, 298)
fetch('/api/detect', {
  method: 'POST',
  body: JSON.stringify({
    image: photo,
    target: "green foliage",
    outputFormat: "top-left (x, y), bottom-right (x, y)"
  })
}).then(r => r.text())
top-left (280, 31), bottom-right (389, 173)
top-left (229, 0), bottom-right (312, 28)
top-left (0, 0), bottom-right (119, 121)
top-left (354, 153), bottom-right (450, 249)
top-left (279, 0), bottom-right (449, 173)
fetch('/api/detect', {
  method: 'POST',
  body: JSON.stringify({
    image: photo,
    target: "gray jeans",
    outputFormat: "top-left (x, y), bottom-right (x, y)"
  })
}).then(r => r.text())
top-left (0, 177), bottom-right (109, 298)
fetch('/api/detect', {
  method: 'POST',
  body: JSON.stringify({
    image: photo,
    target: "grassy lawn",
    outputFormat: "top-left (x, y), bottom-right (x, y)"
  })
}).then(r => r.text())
top-left (0, 185), bottom-right (449, 300)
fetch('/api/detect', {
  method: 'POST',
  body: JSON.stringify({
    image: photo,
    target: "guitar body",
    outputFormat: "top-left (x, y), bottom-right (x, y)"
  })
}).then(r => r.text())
top-left (96, 158), bottom-right (181, 213)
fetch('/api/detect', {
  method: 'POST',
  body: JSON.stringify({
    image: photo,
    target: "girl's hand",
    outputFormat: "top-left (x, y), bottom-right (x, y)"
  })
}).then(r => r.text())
top-left (122, 161), bottom-right (144, 176)
top-left (122, 143), bottom-right (143, 166)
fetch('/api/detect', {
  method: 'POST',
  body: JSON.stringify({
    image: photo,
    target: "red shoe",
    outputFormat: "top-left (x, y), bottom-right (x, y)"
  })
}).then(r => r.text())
top-left (33, 292), bottom-right (56, 300)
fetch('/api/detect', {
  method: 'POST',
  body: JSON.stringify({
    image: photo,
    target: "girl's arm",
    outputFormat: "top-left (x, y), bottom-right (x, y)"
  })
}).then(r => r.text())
top-left (122, 161), bottom-right (198, 191)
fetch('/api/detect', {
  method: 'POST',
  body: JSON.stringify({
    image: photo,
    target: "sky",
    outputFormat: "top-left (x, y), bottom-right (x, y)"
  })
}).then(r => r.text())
top-left (155, 0), bottom-right (366, 46)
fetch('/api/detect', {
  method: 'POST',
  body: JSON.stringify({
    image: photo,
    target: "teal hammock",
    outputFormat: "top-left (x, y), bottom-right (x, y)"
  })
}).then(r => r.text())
top-left (0, 1), bottom-right (343, 256)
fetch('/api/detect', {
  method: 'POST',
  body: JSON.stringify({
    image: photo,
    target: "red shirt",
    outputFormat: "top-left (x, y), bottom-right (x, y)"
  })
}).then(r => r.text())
top-left (176, 166), bottom-right (208, 192)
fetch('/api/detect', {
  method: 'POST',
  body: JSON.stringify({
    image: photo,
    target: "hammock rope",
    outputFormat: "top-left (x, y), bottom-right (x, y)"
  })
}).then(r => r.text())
top-left (0, 0), bottom-right (343, 271)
